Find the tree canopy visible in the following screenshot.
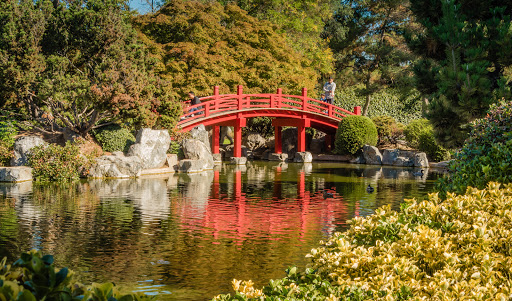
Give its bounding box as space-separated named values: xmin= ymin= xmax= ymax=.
xmin=0 ymin=0 xmax=180 ymax=136
xmin=408 ymin=0 xmax=512 ymax=147
xmin=132 ymin=0 xmax=320 ymax=97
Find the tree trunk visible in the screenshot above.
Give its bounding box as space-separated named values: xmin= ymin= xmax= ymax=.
xmin=362 ymin=72 xmax=372 ymax=116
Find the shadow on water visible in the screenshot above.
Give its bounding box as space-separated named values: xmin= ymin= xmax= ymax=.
xmin=0 ymin=162 xmax=443 ymax=300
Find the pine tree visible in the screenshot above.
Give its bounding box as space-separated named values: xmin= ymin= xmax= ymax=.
xmin=408 ymin=0 xmax=512 ymax=147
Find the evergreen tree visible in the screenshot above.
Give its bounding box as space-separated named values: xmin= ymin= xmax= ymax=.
xmin=408 ymin=0 xmax=512 ymax=147
xmin=324 ymin=0 xmax=416 ymax=116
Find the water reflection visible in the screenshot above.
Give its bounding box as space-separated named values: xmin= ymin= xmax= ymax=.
xmin=0 ymin=162 xmax=442 ymax=300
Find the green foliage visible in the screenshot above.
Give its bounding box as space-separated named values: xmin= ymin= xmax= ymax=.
xmin=371 ymin=116 xmax=404 ymax=145
xmin=408 ymin=0 xmax=512 ymax=148
xmin=0 ymin=118 xmax=18 ymax=148
xmin=214 ymin=182 xmax=512 ymax=300
xmin=404 ymin=119 xmax=449 ymax=162
xmin=243 ymin=117 xmax=274 ymax=138
xmin=335 ymin=86 xmax=422 ymax=124
xmin=0 ymin=142 xmax=13 ymax=167
xmin=94 ymin=124 xmax=135 ymax=153
xmin=438 ymin=101 xmax=512 ymax=195
xmin=0 ymin=0 xmax=179 ymax=136
xmin=0 ymin=250 xmax=155 ymax=301
xmin=325 ymin=0 xmax=417 ymax=116
xmin=133 ymin=0 xmax=319 ymax=98
xmin=28 ymin=142 xmax=89 ymax=182
xmin=403 ymin=118 xmax=431 ymax=149
xmin=334 ymin=115 xmax=378 ymax=155
xmin=168 ymin=141 xmax=180 ymax=155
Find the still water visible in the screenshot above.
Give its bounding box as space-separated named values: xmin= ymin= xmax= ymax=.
xmin=0 ymin=162 xmax=442 ymax=300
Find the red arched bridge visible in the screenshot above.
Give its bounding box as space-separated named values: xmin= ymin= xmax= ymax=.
xmin=177 ymin=85 xmax=361 ymax=157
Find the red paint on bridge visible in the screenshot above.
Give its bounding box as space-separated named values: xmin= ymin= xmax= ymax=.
xmin=178 ymin=85 xmax=361 ymax=157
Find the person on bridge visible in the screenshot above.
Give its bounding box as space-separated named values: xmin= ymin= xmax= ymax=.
xmin=320 ymin=93 xmax=327 ymax=103
xmin=323 ymin=77 xmax=336 ymax=105
xmin=188 ymin=91 xmax=202 ymax=116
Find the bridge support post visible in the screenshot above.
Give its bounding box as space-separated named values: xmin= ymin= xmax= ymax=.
xmin=212 ymin=125 xmax=220 ymax=154
xmin=275 ymin=126 xmax=282 ymax=154
xmin=297 ymin=124 xmax=306 ymax=152
xmin=233 ymin=117 xmax=246 ymax=157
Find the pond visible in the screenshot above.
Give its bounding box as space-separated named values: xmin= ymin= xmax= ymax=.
xmin=0 ymin=162 xmax=442 ymax=300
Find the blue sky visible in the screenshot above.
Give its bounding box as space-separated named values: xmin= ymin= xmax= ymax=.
xmin=128 ymin=0 xmax=152 ymax=15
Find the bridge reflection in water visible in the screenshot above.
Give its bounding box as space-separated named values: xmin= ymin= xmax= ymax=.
xmin=0 ymin=162 xmax=440 ymax=301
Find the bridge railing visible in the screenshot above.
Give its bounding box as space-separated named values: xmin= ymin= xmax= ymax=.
xmin=178 ymin=85 xmax=360 ymax=126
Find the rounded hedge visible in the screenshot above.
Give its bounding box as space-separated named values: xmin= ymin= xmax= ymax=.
xmin=438 ymin=100 xmax=512 ymax=195
xmin=334 ymin=115 xmax=378 ymax=155
xmin=93 ymin=124 xmax=135 ymax=153
xmin=403 ymin=118 xmax=431 ymax=148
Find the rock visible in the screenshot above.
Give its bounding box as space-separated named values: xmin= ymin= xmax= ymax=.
xmin=282 ymin=128 xmax=298 ymax=155
xmin=220 ymin=126 xmax=234 ymax=145
xmin=382 ymin=149 xmax=400 ymax=165
xmin=181 ymin=139 xmax=214 ymax=171
xmin=261 ymin=149 xmax=272 ymax=160
xmin=230 ymin=157 xmax=247 ymax=165
xmin=293 ymin=152 xmax=313 ymax=163
xmin=190 ymin=124 xmax=211 ymax=152
xmin=309 ymin=137 xmax=325 ymax=154
xmin=11 ymin=136 xmax=47 ymax=166
xmin=413 ymin=152 xmax=429 ymax=167
xmin=312 ymin=154 xmax=352 ymax=162
xmin=362 ymin=145 xmax=382 ymax=165
xmin=0 ymin=167 xmax=33 ymax=182
xmin=63 ymin=128 xmax=80 ymax=142
xmin=430 ymin=160 xmax=453 ymax=170
xmin=166 ymin=154 xmax=178 ymax=170
xmin=178 ymin=159 xmax=207 ymax=173
xmin=223 ymin=145 xmax=248 ymax=158
xmin=393 ymin=156 xmax=414 ymax=167
xmin=88 ymin=154 xmax=143 ymax=178
xmin=349 ymin=154 xmax=366 ymax=164
xmin=212 ymin=153 xmax=222 ymax=163
xmin=127 ymin=128 xmax=171 ymax=169
xmin=243 ymin=132 xmax=267 ymax=151
xmin=269 ymin=153 xmax=288 ymax=161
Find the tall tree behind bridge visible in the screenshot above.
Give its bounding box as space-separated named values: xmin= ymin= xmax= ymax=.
xmin=133 ymin=0 xmax=319 ymax=96
xmin=407 ymin=0 xmax=512 ymax=148
xmin=324 ymin=0 xmax=417 ymax=116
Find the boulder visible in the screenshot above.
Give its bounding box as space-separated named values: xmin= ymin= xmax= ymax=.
xmin=293 ymin=152 xmax=313 ymax=163
xmin=212 ymin=153 xmax=222 ymax=163
xmin=309 ymin=137 xmax=325 ymax=154
xmin=362 ymin=145 xmax=382 ymax=165
xmin=11 ymin=136 xmax=47 ymax=166
xmin=223 ymin=145 xmax=248 ymax=158
xmin=413 ymin=152 xmax=429 ymax=167
xmin=269 ymin=153 xmax=288 ymax=162
xmin=166 ymin=154 xmax=178 ymax=170
xmin=261 ymin=149 xmax=272 ymax=160
xmin=282 ymin=128 xmax=298 ymax=155
xmin=127 ymin=128 xmax=171 ymax=169
xmin=190 ymin=124 xmax=211 ymax=151
xmin=178 ymin=159 xmax=207 ymax=173
xmin=393 ymin=156 xmax=414 ymax=167
xmin=88 ymin=154 xmax=143 ymax=178
xmin=0 ymin=167 xmax=33 ymax=182
xmin=181 ymin=139 xmax=214 ymax=171
xmin=220 ymin=126 xmax=234 ymax=145
xmin=430 ymin=160 xmax=453 ymax=170
xmin=230 ymin=157 xmax=247 ymax=165
xmin=382 ymin=149 xmax=400 ymax=165
xmin=349 ymin=154 xmax=366 ymax=164
xmin=243 ymin=132 xmax=267 ymax=151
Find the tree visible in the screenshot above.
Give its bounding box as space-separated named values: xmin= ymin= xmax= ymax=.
xmin=324 ymin=0 xmax=417 ymax=116
xmin=0 ymin=0 xmax=180 ymax=137
xmin=132 ymin=0 xmax=319 ymax=96
xmin=214 ymin=0 xmax=336 ymax=77
xmin=407 ymin=0 xmax=512 ymax=148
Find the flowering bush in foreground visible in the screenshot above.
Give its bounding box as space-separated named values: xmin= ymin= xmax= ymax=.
xmin=214 ymin=183 xmax=512 ymax=300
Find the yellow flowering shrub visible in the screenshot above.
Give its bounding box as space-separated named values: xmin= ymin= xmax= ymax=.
xmin=214 ymin=183 xmax=512 ymax=300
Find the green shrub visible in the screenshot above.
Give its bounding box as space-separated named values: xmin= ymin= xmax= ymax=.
xmin=334 ymin=86 xmax=423 ymax=124
xmin=0 ymin=118 xmax=18 ymax=148
xmin=0 ymin=250 xmax=155 ymax=301
xmin=28 ymin=142 xmax=89 ymax=182
xmin=93 ymin=124 xmax=135 ymax=153
xmin=334 ymin=115 xmax=378 ymax=155
xmin=403 ymin=118 xmax=431 ymax=148
xmin=438 ymin=100 xmax=512 ymax=195
xmin=371 ymin=116 xmax=404 ymax=145
xmin=0 ymin=142 xmax=13 ymax=166
xmin=418 ymin=131 xmax=450 ymax=162
xmin=214 ymin=182 xmax=512 ymax=300
xmin=243 ymin=117 xmax=274 ymax=138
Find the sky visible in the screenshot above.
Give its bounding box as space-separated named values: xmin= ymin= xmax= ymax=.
xmin=128 ymin=0 xmax=153 ymax=15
